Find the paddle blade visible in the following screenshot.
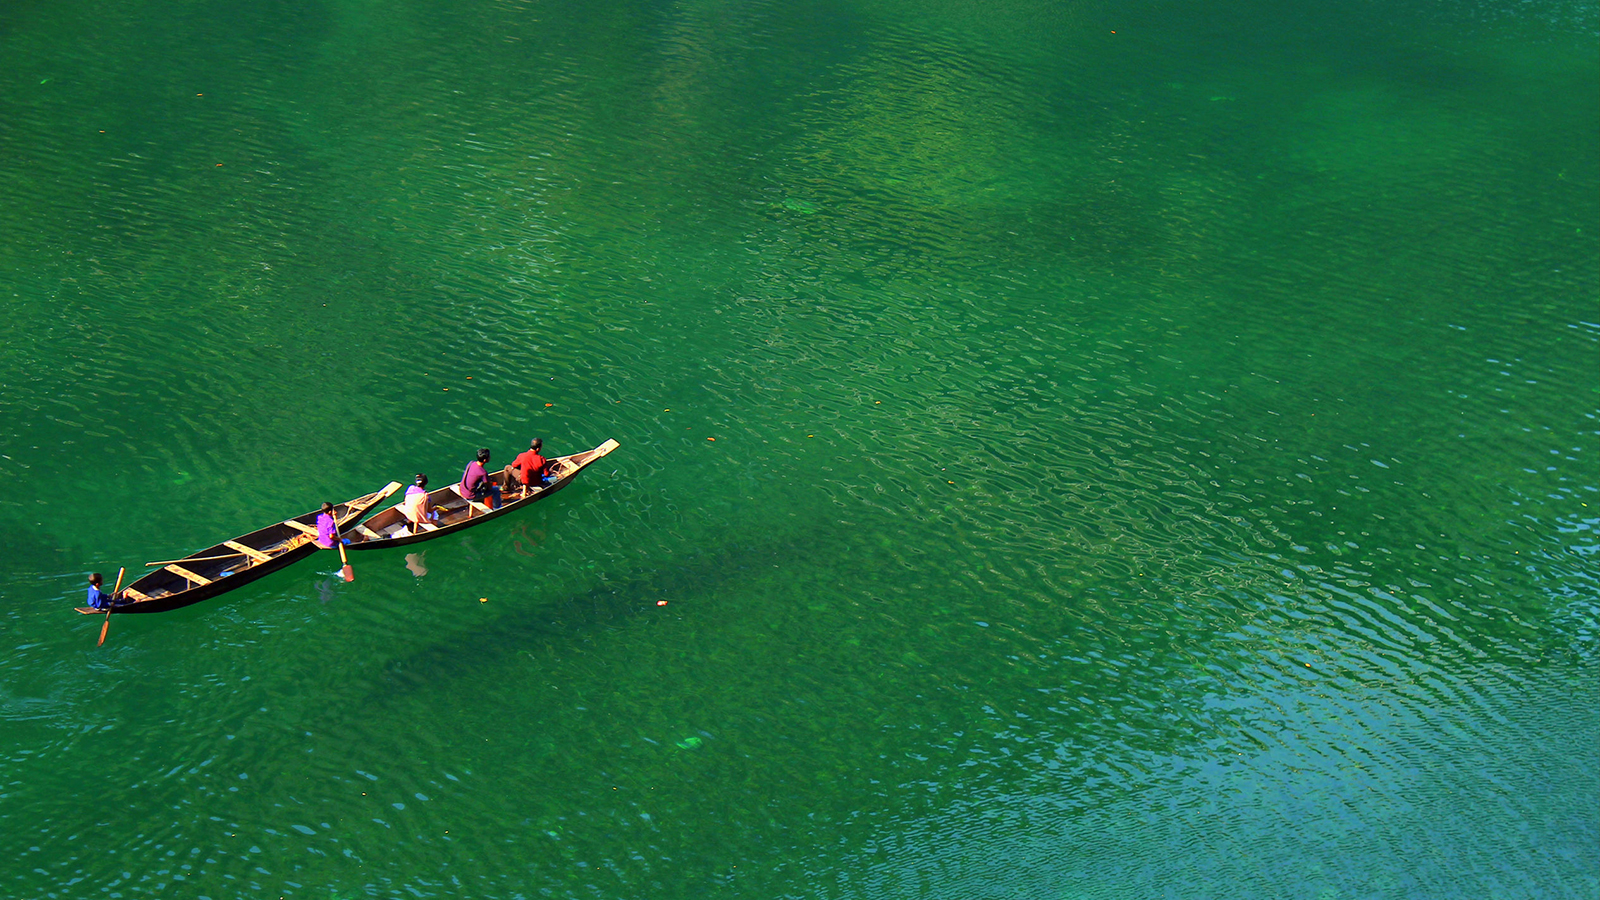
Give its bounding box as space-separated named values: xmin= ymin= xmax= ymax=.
xmin=341 ymin=564 xmax=354 ymax=583
xmin=97 ymin=613 xmax=111 ymax=647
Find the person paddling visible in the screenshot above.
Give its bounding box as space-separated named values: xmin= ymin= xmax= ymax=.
xmin=314 ymin=501 xmax=342 ymax=549
xmin=86 ymin=573 xmax=119 ymax=610
xmin=315 ymin=501 xmax=356 ymax=582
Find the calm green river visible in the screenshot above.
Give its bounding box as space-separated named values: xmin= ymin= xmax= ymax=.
xmin=1 ymin=0 xmax=1595 ymax=896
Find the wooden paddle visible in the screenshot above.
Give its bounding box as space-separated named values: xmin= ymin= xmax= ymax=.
xmin=337 ymin=533 xmax=353 ymax=582
xmin=97 ymin=566 xmax=124 ymax=647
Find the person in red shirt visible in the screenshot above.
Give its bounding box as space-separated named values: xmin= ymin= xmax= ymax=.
xmin=505 ymin=438 xmax=549 ymax=497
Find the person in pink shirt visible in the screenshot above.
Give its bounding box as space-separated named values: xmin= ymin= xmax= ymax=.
xmin=400 ymin=473 xmax=437 ymax=526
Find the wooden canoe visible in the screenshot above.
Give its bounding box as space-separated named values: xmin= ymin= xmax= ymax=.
xmin=344 ymin=438 xmax=619 ymax=551
xmin=78 ymin=481 xmax=401 ymax=615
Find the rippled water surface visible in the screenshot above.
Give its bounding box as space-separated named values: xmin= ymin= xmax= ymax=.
xmin=1 ymin=0 xmax=1596 ymax=896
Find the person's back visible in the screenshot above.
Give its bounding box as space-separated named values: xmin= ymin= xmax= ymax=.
xmin=401 ymin=475 xmax=433 ymax=525
xmin=314 ymin=502 xmax=339 ymax=549
xmin=85 ymin=573 xmax=114 ymax=610
xmin=508 ymin=438 xmax=548 ymax=491
xmin=460 ymin=457 xmax=486 ymax=496
xmin=460 ymin=448 xmax=501 ymax=508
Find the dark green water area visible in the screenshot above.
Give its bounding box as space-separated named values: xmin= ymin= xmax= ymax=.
xmin=1 ymin=0 xmax=1596 ymax=896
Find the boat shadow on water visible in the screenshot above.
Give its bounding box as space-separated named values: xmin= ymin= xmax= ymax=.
xmin=361 ymin=535 xmax=810 ymax=708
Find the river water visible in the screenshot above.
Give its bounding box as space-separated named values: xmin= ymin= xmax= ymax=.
xmin=1 ymin=0 xmax=1595 ymax=897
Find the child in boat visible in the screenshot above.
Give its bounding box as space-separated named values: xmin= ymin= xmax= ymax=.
xmin=86 ymin=573 xmax=118 ymax=610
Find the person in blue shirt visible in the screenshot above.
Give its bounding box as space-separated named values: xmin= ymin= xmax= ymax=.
xmin=86 ymin=572 xmax=119 ymax=610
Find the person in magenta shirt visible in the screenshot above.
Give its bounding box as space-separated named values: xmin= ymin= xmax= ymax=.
xmin=460 ymin=448 xmax=502 ymax=509
xmin=314 ymin=502 xmax=341 ymax=549
xmin=505 ymin=438 xmax=549 ymax=496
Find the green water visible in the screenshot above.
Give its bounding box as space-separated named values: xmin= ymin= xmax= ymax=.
xmin=2 ymin=0 xmax=1596 ymax=896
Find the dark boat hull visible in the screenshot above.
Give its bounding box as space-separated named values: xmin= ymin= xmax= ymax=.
xmin=98 ymin=482 xmax=401 ymax=615
xmin=346 ymin=439 xmax=618 ymax=551
xmin=114 ymin=539 xmax=319 ymax=613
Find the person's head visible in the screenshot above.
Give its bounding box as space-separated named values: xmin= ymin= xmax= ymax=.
xmin=321 ymin=502 xmax=334 ymax=515
xmin=415 ymin=473 xmax=428 ymax=489
xmin=477 ymin=448 xmax=491 ymax=464
xmin=530 ymin=438 xmax=542 ymax=451
xmin=89 ymin=572 xmax=102 ymax=587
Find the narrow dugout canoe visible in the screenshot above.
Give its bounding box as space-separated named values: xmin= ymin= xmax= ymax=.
xmin=344 ymin=438 xmax=619 ymax=551
xmin=77 ymin=482 xmax=401 ymax=615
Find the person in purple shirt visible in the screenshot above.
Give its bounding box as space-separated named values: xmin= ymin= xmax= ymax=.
xmin=314 ymin=501 xmax=342 ymax=549
xmin=460 ymin=448 xmax=502 ymax=509
xmin=86 ymin=572 xmax=119 ymax=610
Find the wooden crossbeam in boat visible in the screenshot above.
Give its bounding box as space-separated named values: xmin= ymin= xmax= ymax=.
xmin=354 ymin=524 xmax=382 ymax=540
xmin=267 ymin=535 xmax=310 ymax=554
xmin=334 ymin=482 xmax=402 ymax=525
xmin=223 ymin=540 xmax=272 ymax=563
xmin=164 ymin=564 xmax=213 ymax=586
xmin=123 ymin=587 xmax=153 ymax=602
xmin=283 ymin=519 xmax=321 ymax=537
xmin=346 ymin=482 xmax=402 ymax=519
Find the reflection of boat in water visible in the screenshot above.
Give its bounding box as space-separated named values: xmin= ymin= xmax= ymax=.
xmin=76 ymin=482 xmax=402 ymax=615
xmin=344 ymin=439 xmax=620 ymax=551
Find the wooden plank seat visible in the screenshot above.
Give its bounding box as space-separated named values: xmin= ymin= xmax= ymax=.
xmin=164 ymin=564 xmax=213 ymax=586
xmin=284 ymin=519 xmax=321 ymax=537
xmin=449 ymin=484 xmax=494 ymax=515
xmin=223 ymin=540 xmax=273 ymax=563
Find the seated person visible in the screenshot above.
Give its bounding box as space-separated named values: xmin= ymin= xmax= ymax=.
xmin=460 ymin=448 xmax=502 ymax=509
xmin=400 ymin=473 xmax=437 ymax=526
xmin=504 ymin=438 xmax=550 ymax=494
xmin=86 ymin=572 xmax=118 ymax=610
xmin=314 ymin=501 xmax=342 ymax=549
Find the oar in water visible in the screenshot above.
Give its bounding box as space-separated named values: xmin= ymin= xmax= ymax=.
xmin=97 ymin=567 xmax=124 ymax=647
xmin=337 ymin=534 xmax=354 ymax=582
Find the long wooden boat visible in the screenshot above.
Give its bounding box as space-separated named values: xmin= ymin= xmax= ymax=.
xmin=345 ymin=438 xmax=619 ymax=551
xmin=77 ymin=481 xmax=401 ymax=615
